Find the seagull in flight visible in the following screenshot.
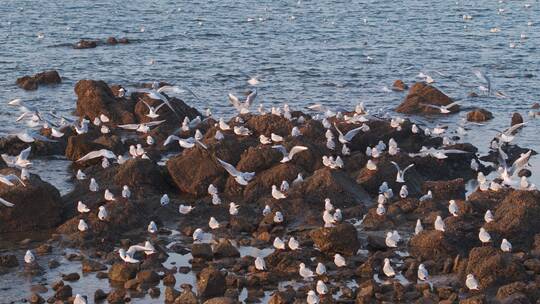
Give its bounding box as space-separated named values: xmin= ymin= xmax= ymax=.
xmin=141 ymin=100 xmax=166 ymax=118
xmin=216 ymin=158 xmax=255 ymax=185
xmin=334 ymin=123 xmax=364 ymax=144
xmin=118 ymin=120 xmax=165 ymax=133
xmin=472 ymin=69 xmax=490 ymax=93
xmin=420 ymin=102 xmax=460 ymax=114
xmin=390 ymin=161 xmax=414 ymax=183
xmin=77 ymin=149 xmax=117 ymax=162
xmin=2 ymin=146 xmax=32 ymax=169
xmin=228 ymin=90 xmax=257 ymax=114
xmin=272 ymin=145 xmax=308 ymax=163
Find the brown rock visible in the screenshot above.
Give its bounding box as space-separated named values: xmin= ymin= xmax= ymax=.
xmin=165 ymin=286 xmax=181 ymax=302
xmin=0 ymin=168 xmax=62 ymax=233
xmin=16 ymin=70 xmax=61 ymax=90
xmin=114 ymin=158 xmax=170 ymax=194
xmin=396 ymin=82 xmax=458 ymax=114
xmin=466 ymin=108 xmax=493 ymax=122
xmin=74 ymin=39 xmax=97 ymax=49
xmin=203 ymin=297 xmax=238 ymax=304
xmin=106 ymin=37 xmax=118 ymax=45
xmin=197 ymin=266 xmax=226 ymax=300
xmin=213 ymin=239 xmax=240 ymax=259
xmin=54 ymin=284 xmax=72 ymax=300
xmin=0 ymin=254 xmax=19 ymax=268
xmin=309 ymin=223 xmax=360 ymax=256
xmin=28 ymin=293 xmax=45 ymax=304
xmin=422 ymin=178 xmax=466 ymax=201
xmin=62 ymin=272 xmax=80 ymax=281
xmin=94 ymin=289 xmax=108 ymax=301
xmin=465 ymin=246 xmax=526 ymax=289
xmin=135 ymin=270 xmax=160 ymax=285
xmin=106 ymin=288 xmax=126 ymax=304
xmin=511 ymin=112 xmax=524 ymax=126
xmin=108 ymin=262 xmax=137 ymax=282
xmin=392 ymin=80 xmax=408 ymax=91
xmin=192 ymin=243 xmax=213 ymax=260
xmin=82 ymin=259 xmax=107 ymax=272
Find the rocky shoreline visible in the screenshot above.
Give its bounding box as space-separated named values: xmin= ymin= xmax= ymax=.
xmin=0 ymin=78 xmax=538 ymax=304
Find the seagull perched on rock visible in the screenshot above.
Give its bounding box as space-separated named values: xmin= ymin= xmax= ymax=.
xmin=217 ymin=158 xmax=255 ymax=185
xmin=98 ymin=206 xmax=108 ymax=221
xmin=77 ymin=201 xmax=90 ymax=213
xmin=391 ymin=162 xmax=414 ymax=183
xmin=273 ymin=237 xmax=286 ymax=250
xmin=229 ymin=202 xmax=239 ymax=215
xmin=119 ymin=248 xmax=139 ymax=264
xmin=434 ymin=215 xmax=445 ymax=232
xmin=78 ymin=219 xmax=88 ymax=232
xmin=147 ymin=221 xmax=158 ymax=234
xmin=208 ymin=217 xmax=220 ymax=229
xmin=479 ymin=227 xmax=491 ymax=244
xmin=271 ymin=185 xmax=286 ymax=199
xmin=273 ymin=211 xmax=284 ymax=223
xmin=383 ymin=258 xmax=396 ymax=277
xmin=272 ymin=145 xmax=309 ymax=163
xmin=228 ymin=90 xmax=257 ymax=114
xmin=127 ymin=241 xmax=156 ymax=256
xmin=24 ymin=250 xmax=35 ymax=264
xmin=316 ymin=262 xmax=326 ymax=275
xmin=255 ymin=256 xmax=266 ymax=271
xmin=415 ymin=219 xmax=423 ymax=235
xmin=179 ymin=204 xmax=195 ymax=215
xmin=501 ymin=238 xmax=512 ymax=252
xmin=316 ymin=280 xmax=328 ymax=295
xmin=466 ymin=274 xmax=479 ymax=290
xmin=448 ymin=200 xmax=459 ymax=216
xmin=122 ymin=185 xmax=131 ymax=198
xmin=307 ymin=290 xmax=320 ymax=304
xmin=299 ymin=262 xmax=315 ymax=280
xmin=334 ymin=254 xmax=346 ymax=267
xmin=385 ymin=231 xmax=400 ymax=248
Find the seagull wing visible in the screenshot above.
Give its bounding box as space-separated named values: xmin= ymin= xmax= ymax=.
xmin=163 ymin=135 xmax=181 ymax=146
xmin=217 ymin=158 xmax=241 ymax=177
xmin=117 ymin=123 xmax=141 ymax=130
xmin=0 ymin=175 xmax=15 ymax=186
xmin=16 ymin=132 xmax=35 ymax=143
xmin=271 ymin=145 xmax=288 ymax=157
xmin=511 ymin=150 xmax=531 ymax=173
xmin=0 ymin=197 xmax=14 ymax=207
xmin=145 ymin=120 xmax=166 ymax=127
xmin=77 ymin=149 xmax=116 ymax=162
xmin=228 ymin=93 xmax=241 ymax=109
xmin=419 ymin=103 xmax=442 ymax=110
xmin=503 ymin=122 xmax=526 ymax=135
xmin=127 ymin=244 xmax=149 ymax=256
xmin=445 ymin=101 xmax=460 ymax=109
xmin=3 ymin=174 xmax=25 ymax=186
xmin=142 ymin=100 xmax=153 ymax=111
xmin=18 ymin=146 xmax=31 ymax=160
xmin=343 ymin=126 xmax=363 ymax=141
xmin=333 ymin=123 xmax=344 ymax=137
xmin=402 ymin=164 xmax=415 ymax=174
xmin=288 ymin=146 xmax=308 ymax=159
xmin=157 ymin=85 xmax=185 ymax=95
xmin=245 ymin=89 xmax=257 ymax=107
xmin=154 ymin=102 xmax=167 ymax=112
xmin=390 ymin=161 xmax=401 ymax=171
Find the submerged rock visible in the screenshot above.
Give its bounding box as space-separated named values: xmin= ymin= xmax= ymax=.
xmin=467 ymin=108 xmax=493 ymax=122
xmin=16 ymin=70 xmax=61 ymax=90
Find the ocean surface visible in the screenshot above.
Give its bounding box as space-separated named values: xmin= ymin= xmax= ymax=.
xmin=0 ymin=0 xmax=539 ymax=302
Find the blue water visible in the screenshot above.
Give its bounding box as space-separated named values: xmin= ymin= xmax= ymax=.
xmin=0 ymin=0 xmax=539 ymax=302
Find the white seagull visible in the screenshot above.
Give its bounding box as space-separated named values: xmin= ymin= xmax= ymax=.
xmin=272 ymin=145 xmax=308 ymax=163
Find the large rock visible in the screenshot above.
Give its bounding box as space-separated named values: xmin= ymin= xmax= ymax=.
xmin=0 ymin=168 xmax=62 ymax=233
xmin=74 ymin=79 xmax=135 ymax=124
xmin=409 ymin=230 xmax=459 ymax=262
xmin=65 ymin=133 xmax=124 ymax=161
xmin=108 ymin=262 xmax=138 ymax=282
xmin=309 ymin=223 xmax=360 ymax=256
xmin=465 ymin=246 xmax=526 ymax=289
xmin=467 ymin=109 xmax=493 ymax=122
xmin=16 ymin=70 xmax=61 ymax=90
xmin=484 ymin=190 xmax=540 ymax=249
xmin=113 ymin=158 xmax=171 ymax=194
xmin=396 ymin=82 xmax=458 ymax=114
xmin=197 ymin=266 xmax=226 ymax=300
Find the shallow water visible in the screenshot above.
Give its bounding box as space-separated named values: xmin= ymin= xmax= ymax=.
xmin=0 ymin=0 xmax=539 ymax=302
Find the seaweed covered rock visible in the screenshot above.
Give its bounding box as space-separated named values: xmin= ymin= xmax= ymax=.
xmin=16 ymin=70 xmax=61 ymax=90
xmin=309 ymin=223 xmax=360 ymax=256
xmin=396 ymin=82 xmax=458 ymax=114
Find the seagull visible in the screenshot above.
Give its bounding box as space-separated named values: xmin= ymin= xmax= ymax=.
xmin=385 ymin=231 xmax=400 ymax=248
xmin=419 ymin=190 xmax=433 ymax=202
xmin=288 ymin=237 xmax=300 ymax=250
xmin=280 ymin=180 xmax=289 ymax=193
xmin=390 ymin=162 xmax=414 ymax=183
xmin=415 ymin=219 xmax=423 ymax=235
xmin=77 ymin=149 xmax=117 ymax=162
xmin=127 ymin=241 xmax=156 ymax=256
xmin=272 ymin=185 xmax=286 ymax=199
xmin=376 ymin=203 xmax=386 ymax=216
xmin=420 ymin=102 xmax=460 ymax=114
xmin=98 ymin=206 xmax=108 ymax=221
xmin=89 ymin=178 xmax=99 ymax=192
xmin=334 ymin=254 xmax=346 ymax=267
xmin=119 ymin=248 xmax=139 ymax=264
xmin=229 ymin=202 xmax=239 ymax=216
xmin=399 ymin=185 xmax=408 ymax=198
xmin=259 ymin=135 xmax=272 ymax=145
xmin=333 ymin=209 xmax=342 ymax=223
xmin=299 ymin=263 xmax=315 ymax=279
xmin=383 ymin=258 xmax=396 ymax=277
xmin=418 ymin=264 xmax=429 ymax=281
xmin=135 ymin=84 xmax=196 ymax=117
xmin=141 ymin=100 xmax=166 ymax=118
xmin=323 ymin=210 xmax=335 ymax=227
xmin=291 ymin=126 xmax=301 ymax=137
xmin=208 ymin=184 xmax=218 ymax=196
xmin=316 ymin=280 xmax=328 ymax=295
xmin=273 ymin=237 xmax=286 ymax=250
xmin=0 ymin=173 xmax=25 ymax=187
xmin=472 ymin=70 xmax=490 ymax=93
xmin=366 ymin=159 xmax=377 ymax=171
xmin=255 ymin=256 xmax=266 ymax=271
xmin=76 ymin=169 xmax=86 ymax=180
xmin=179 ymin=204 xmax=195 ymax=215
xmin=316 ymin=263 xmax=326 ymax=275
xmin=292 ymin=173 xmax=303 ymax=186
xmin=217 ymin=158 xmax=255 ymax=185
xmin=307 ymin=290 xmax=320 ymax=304
xmin=78 ymin=219 xmax=88 ymax=232
xmin=228 ymin=90 xmax=257 ymax=114
xmin=15 ymin=130 xmax=57 ymax=143
xmin=271 ymin=133 xmax=284 ymax=142
xmin=334 ymin=123 xmax=363 ymax=144
xmin=211 ymin=193 xmax=222 ymax=205
xmin=272 ymin=145 xmax=309 ymax=163
xmin=234 ymin=125 xmax=252 ymax=136
xmin=24 ymin=250 xmax=35 ymax=264
xmin=448 ymin=200 xmax=459 ymax=216
xmin=74 ymin=294 xmax=87 ymax=304
xmin=147 ymin=221 xmax=158 ymax=234
xmin=434 ymin=216 xmax=445 ymax=232
xmin=118 ymin=120 xmax=165 ymax=133
xmin=501 ymin=238 xmax=512 ymax=252
xmin=324 ymin=198 xmax=334 ymax=211
xmin=104 ymin=189 xmax=115 ymax=201
xmin=163 ymin=135 xmax=207 ymax=149
xmin=77 ymin=201 xmax=90 ymax=213
xmin=484 ymin=210 xmax=494 ymax=223
xmin=466 ymin=274 xmax=479 ymax=290
xmin=2 ymin=146 xmax=31 ymax=169
xmin=262 ymin=205 xmax=271 ymax=216
xmin=479 ymin=228 xmax=491 ymax=244
xmin=273 ymin=211 xmax=284 ymax=223
xmin=208 ymin=217 xmax=220 ymax=229
xmin=494 ymin=123 xmax=526 ymax=143
xmin=122 ymin=185 xmax=131 ymax=198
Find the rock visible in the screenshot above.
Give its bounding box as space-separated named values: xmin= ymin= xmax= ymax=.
xmin=16 ymin=70 xmax=61 ymax=90
xmin=82 ymin=259 xmax=107 ymax=272
xmin=523 ymin=258 xmax=540 ymax=273
xmin=28 ymin=293 xmax=45 ymax=304
xmin=106 ymin=289 xmax=126 ymax=304
xmin=62 ymin=272 xmax=80 ymax=281
xmin=197 ymin=266 xmax=226 ymax=300
xmin=74 ymin=39 xmax=97 ymax=49
xmin=114 ymin=158 xmax=170 ymax=194
xmin=465 ymin=246 xmax=526 ymax=289
xmin=74 ymin=79 xmax=135 ymax=124
xmin=35 ymin=244 xmax=52 ymax=255
xmin=135 ymin=270 xmax=160 ymax=285
xmin=309 ymin=223 xmax=360 ymax=256
xmin=422 ymin=178 xmax=466 ymax=201
xmin=466 ymin=109 xmax=493 ymax=122
xmin=165 ymin=286 xmax=181 ymax=302
xmin=532 ymin=103 xmax=540 ymax=109
xmin=396 ymin=82 xmax=458 ymax=114
xmin=511 ymin=112 xmax=524 ymax=126
xmin=392 ymin=80 xmax=408 ymax=91
xmin=192 ymin=243 xmax=213 ymax=260
xmin=0 ymin=254 xmax=19 ymax=268
xmin=106 ymin=37 xmax=118 ymax=45
xmin=163 ymin=273 xmax=176 ymax=286
xmin=54 ymin=284 xmax=72 ymax=300
xmin=124 ymin=278 xmax=138 ymax=290
xmin=174 ymin=287 xmax=198 ymax=304
xmin=243 ymin=113 xmax=294 ymax=137
xmin=108 ymin=262 xmax=137 ymax=282
xmin=94 ymin=289 xmax=108 ymax=301
xmin=484 ymin=190 xmax=540 ymax=249
xmin=149 ymin=287 xmax=160 ymax=298
xmin=48 ymin=259 xmax=60 ymax=269
xmin=0 ymin=168 xmax=62 ymax=233
xmin=409 ymin=230 xmax=460 ymax=262
xmin=203 ymin=297 xmax=238 ymax=304
xmin=213 ymin=239 xmax=240 ymax=259
xmin=496 ymin=281 xmax=528 ymax=302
